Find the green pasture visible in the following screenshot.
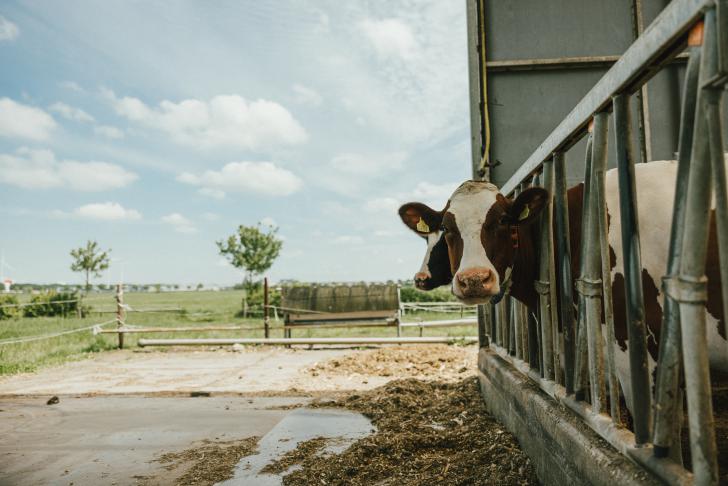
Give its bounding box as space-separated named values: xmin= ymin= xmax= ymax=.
xmin=0 ymin=289 xmax=476 ymax=376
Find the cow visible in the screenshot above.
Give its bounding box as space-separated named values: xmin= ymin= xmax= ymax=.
xmin=398 ymin=204 xmax=452 ymax=290
xmin=398 ymin=160 xmax=728 ymax=411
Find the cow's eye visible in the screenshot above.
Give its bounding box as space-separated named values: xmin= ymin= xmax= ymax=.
xmin=498 ymin=215 xmax=511 ymax=226
xmin=440 ymin=225 xmax=447 ymax=233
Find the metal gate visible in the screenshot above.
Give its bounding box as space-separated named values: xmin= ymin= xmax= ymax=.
xmin=467 ymin=0 xmax=728 ymax=484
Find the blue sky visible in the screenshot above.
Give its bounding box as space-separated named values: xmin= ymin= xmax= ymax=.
xmin=0 ymin=1 xmax=471 ymax=286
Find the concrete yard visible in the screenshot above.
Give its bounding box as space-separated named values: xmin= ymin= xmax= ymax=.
xmin=0 ymin=345 xmax=478 ymax=485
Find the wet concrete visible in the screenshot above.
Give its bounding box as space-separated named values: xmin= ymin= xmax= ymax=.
xmin=0 ymin=395 xmax=308 ymax=486
xmin=219 ymin=408 xmax=374 ymax=486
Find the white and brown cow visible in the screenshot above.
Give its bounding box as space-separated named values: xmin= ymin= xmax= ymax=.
xmin=398 ymin=203 xmax=452 ymax=290
xmin=399 ymin=160 xmax=728 ymax=411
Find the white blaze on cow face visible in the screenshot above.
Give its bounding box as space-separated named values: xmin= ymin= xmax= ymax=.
xmin=445 ymin=182 xmax=500 ymax=303
xmin=415 ymin=231 xmax=441 ymax=281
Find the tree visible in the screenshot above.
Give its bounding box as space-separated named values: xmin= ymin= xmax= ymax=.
xmin=70 ymin=240 xmax=111 ymax=292
xmin=217 ymin=223 xmax=283 ymax=290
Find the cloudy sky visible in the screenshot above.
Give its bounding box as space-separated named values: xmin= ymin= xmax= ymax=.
xmin=0 ymin=1 xmax=471 ymax=286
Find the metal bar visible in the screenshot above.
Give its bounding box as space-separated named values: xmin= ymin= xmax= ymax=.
xmin=477 ymin=305 xmax=489 ymax=347
xmin=99 ymin=325 xmax=265 ymax=333
xmin=553 ymin=152 xmax=576 ymax=394
xmin=400 ymin=318 xmax=477 ymax=328
xmin=264 ymin=277 xmax=270 ymax=339
xmin=583 ymin=126 xmax=607 ymax=414
xmin=613 ymin=92 xmax=652 ymax=445
xmin=116 ymin=284 xmax=124 ymax=349
xmin=536 ymin=165 xmax=555 ymax=381
xmin=501 ymin=0 xmax=712 ymax=195
xmin=139 ymin=336 xmax=480 ymax=347
xmin=513 ymin=299 xmax=522 ymax=359
xmin=674 ymin=9 xmax=720 ymax=483
xmin=485 ymin=53 xmax=690 ymax=72
xmin=466 ymin=0 xmax=485 ymax=180
xmin=653 ymin=39 xmax=702 ymax=459
xmin=592 ymin=111 xmax=621 ymax=424
xmin=574 ymin=134 xmax=594 ymax=402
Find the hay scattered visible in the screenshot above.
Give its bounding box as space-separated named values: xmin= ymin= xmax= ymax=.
xmin=261 ymin=437 xmax=330 ymax=475
xmin=152 ymin=436 xmax=260 ymax=485
xmin=306 ymin=345 xmax=476 ymax=381
xmin=281 ymin=377 xmax=538 ymax=485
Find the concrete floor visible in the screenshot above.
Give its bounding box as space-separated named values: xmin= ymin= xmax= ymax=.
xmin=0 ymin=395 xmax=309 ymax=486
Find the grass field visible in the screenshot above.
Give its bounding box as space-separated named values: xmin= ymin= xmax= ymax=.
xmin=0 ymin=290 xmax=477 ymax=376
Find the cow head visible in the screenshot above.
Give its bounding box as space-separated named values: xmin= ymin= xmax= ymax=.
xmin=402 ymin=181 xmax=548 ymax=304
xmin=398 ymin=203 xmax=453 ymax=290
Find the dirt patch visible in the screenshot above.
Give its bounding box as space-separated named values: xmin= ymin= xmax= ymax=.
xmin=149 ymin=436 xmax=260 ymax=486
xmin=306 ymin=345 xmax=475 ymax=381
xmin=276 ymin=377 xmax=537 ymax=485
xmin=261 ymin=437 xmax=330 ymax=475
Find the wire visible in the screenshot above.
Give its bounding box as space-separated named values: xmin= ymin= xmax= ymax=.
xmin=477 ymin=0 xmax=491 ymax=178
xmin=0 ymin=319 xmax=116 ymax=346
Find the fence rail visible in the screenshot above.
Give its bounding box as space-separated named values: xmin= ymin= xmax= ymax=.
xmin=475 ymin=0 xmax=727 ymax=484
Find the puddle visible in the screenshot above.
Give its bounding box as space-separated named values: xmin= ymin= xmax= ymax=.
xmin=217 ymin=408 xmax=373 ymax=486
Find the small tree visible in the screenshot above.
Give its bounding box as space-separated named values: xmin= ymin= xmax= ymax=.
xmin=70 ymin=240 xmax=111 ymax=292
xmin=217 ymin=224 xmax=282 ymax=289
xmin=217 ymin=224 xmax=283 ymax=316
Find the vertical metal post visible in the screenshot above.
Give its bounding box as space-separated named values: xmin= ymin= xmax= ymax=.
xmin=593 ymin=112 xmax=620 ymax=424
xmin=478 ymin=304 xmax=490 ymax=347
xmin=574 ymin=134 xmax=594 ymax=402
xmin=653 ymin=32 xmax=702 ymax=459
xmin=612 ymin=92 xmax=652 ymax=445
xmin=116 ymin=283 xmax=124 ymax=349
xmin=582 ymin=123 xmax=608 ymax=414
xmin=513 ymin=299 xmax=522 ymax=359
xmin=264 ymin=277 xmax=270 ymax=339
xmin=536 ymin=164 xmax=555 ymax=381
xmin=674 ymin=11 xmax=720 ymax=483
xmin=553 ymin=152 xmax=576 ymax=394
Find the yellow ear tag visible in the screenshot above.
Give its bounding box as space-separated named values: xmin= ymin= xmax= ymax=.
xmin=416 ymin=218 xmax=430 ymax=233
xmin=518 ymin=206 xmax=530 ymax=221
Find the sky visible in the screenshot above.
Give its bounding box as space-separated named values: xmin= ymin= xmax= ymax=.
xmin=0 ymin=0 xmax=472 ymax=286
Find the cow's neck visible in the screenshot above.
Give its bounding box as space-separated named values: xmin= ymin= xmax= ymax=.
xmin=508 ymin=183 xmax=585 ymax=310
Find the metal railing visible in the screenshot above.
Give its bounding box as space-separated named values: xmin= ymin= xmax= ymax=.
xmin=478 ymin=1 xmax=728 ymax=484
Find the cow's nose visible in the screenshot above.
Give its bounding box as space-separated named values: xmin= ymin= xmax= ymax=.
xmin=414 ymin=272 xmax=430 ymax=289
xmin=456 ymin=268 xmax=496 ymax=296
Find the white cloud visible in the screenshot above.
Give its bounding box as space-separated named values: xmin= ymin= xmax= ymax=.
xmin=162 ymin=213 xmax=196 ymax=233
xmin=292 ymin=84 xmax=322 ymax=106
xmin=48 ymin=102 xmax=94 ymax=123
xmin=0 ymin=98 xmax=57 ymax=140
xmin=74 ymin=202 xmax=142 ymax=221
xmin=334 ymin=235 xmax=364 ymax=245
xmin=103 ymin=89 xmax=307 ymax=150
xmin=0 ymin=147 xmax=138 ymax=191
xmin=260 ymin=217 xmax=277 ymax=228
xmin=59 ymin=81 xmax=83 ymax=92
xmin=364 ymin=197 xmax=399 ymax=214
xmin=330 ymin=151 xmax=407 ymax=176
xmin=359 ymin=18 xmax=417 ymax=59
xmin=177 ymin=161 xmax=303 ymax=198
xmin=201 ymin=212 xmax=220 ymax=222
xmin=94 ymin=125 xmax=124 ymax=139
xmin=0 ymin=16 xmax=19 ymax=42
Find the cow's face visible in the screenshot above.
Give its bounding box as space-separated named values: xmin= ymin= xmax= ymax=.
xmin=398 ymin=203 xmax=453 ymax=290
xmin=434 ymin=181 xmax=547 ymax=304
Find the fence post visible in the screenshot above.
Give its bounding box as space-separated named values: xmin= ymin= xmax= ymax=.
xmin=553 ymin=151 xmax=576 ymax=394
xmin=116 ymin=284 xmax=124 ymax=349
xmin=652 ymin=25 xmax=702 ymax=460
xmin=264 ymin=277 xmax=270 ymax=339
xmin=671 ymin=10 xmax=720 ymax=483
xmin=613 ymin=91 xmax=652 ymax=445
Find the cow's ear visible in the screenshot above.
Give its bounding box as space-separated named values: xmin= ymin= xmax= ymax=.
xmin=507 ymin=188 xmax=549 ymax=225
xmin=398 ymin=202 xmax=443 ymax=235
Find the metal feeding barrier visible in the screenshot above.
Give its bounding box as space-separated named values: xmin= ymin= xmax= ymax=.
xmin=473 ymin=1 xmax=728 ymax=484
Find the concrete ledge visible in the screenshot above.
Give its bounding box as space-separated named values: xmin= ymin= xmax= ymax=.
xmin=478 ymin=347 xmax=661 ymax=486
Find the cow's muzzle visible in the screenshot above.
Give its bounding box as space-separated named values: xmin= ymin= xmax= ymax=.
xmin=414 ymin=271 xmax=431 ymax=290
xmin=454 ymin=267 xmax=497 ymax=303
